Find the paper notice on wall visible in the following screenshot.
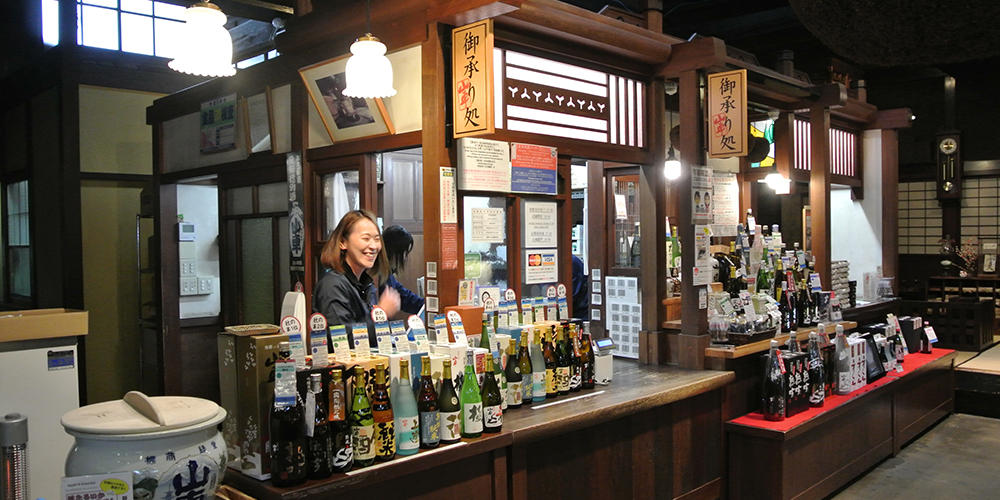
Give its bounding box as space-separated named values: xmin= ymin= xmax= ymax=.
xmin=692 ymin=266 xmax=712 ymax=286
xmin=470 ymin=207 xmax=505 ymax=243
xmin=441 ymin=223 xmax=458 ymax=270
xmin=692 ymin=166 xmax=714 ymax=223
xmin=712 ymin=171 xmax=739 ymax=225
xmin=524 ymin=201 xmax=558 ymax=248
xmin=457 ymin=137 xmax=512 ymax=192
xmin=440 ymin=167 xmax=458 ymax=223
xmin=615 ymin=194 xmax=628 ymax=220
xmin=695 ymin=233 xmax=712 ymax=266
xmin=525 ymin=249 xmax=558 ymax=284
xmin=510 ymin=142 xmax=557 ymax=195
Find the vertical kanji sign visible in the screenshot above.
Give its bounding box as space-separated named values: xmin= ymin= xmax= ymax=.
xmin=707 ymin=69 xmax=748 ymax=158
xmin=452 ymin=20 xmax=495 ymax=138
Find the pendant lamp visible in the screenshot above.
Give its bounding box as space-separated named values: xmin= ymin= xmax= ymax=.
xmin=168 ymin=1 xmax=236 ymax=78
xmin=663 ymin=147 xmax=682 ymax=180
xmin=342 ymin=0 xmax=396 ymax=98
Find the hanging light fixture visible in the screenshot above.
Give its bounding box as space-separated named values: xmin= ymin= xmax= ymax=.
xmin=764 ymin=172 xmax=791 ymax=194
xmin=343 ymin=0 xmax=397 ymax=98
xmin=663 ymin=147 xmax=682 ymax=180
xmin=168 ymin=1 xmax=236 ymax=78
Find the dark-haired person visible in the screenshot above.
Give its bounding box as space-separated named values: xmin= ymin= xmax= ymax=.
xmin=382 ymin=225 xmax=425 ymax=315
xmin=313 ymin=210 xmax=400 ymax=346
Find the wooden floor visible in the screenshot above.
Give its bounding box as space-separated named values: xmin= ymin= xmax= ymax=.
xmin=831 ymin=413 xmax=1000 ymax=499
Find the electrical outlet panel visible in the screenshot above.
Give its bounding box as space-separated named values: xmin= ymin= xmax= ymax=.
xmin=180 ymin=259 xmax=197 ymax=277
xmin=180 ymin=277 xmax=198 ymax=296
xmin=197 ymin=277 xmax=213 ymax=295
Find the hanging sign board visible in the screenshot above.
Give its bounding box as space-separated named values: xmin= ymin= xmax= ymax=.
xmin=511 ymin=143 xmax=558 ymax=195
xmin=707 ymin=69 xmax=747 ymax=158
xmin=200 ymin=94 xmax=238 ymax=153
xmin=452 ymin=19 xmax=495 ymax=138
xmin=457 ymin=137 xmax=511 ymax=192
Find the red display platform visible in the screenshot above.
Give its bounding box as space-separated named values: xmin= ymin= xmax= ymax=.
xmin=728 ymin=348 xmax=955 ymax=432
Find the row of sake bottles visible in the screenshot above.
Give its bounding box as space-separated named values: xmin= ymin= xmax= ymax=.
xmin=270 ymin=323 xmax=598 ymax=487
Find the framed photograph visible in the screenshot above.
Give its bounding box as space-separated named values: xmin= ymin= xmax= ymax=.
xmin=299 ymin=54 xmax=395 ymax=143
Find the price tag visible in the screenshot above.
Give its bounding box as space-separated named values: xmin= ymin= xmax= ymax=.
xmin=505 ymin=288 xmax=517 ymax=302
xmin=433 ymin=316 xmax=450 ymax=344
xmin=546 ymin=286 xmax=557 ymax=299
xmin=521 ymin=298 xmax=534 ymax=323
xmin=309 ymin=313 xmax=329 ymax=368
xmin=61 ymin=472 xmax=133 ymax=498
xmin=739 ymin=291 xmax=757 ymax=321
xmin=720 ymin=296 xmax=736 ymax=316
xmin=924 ymin=326 xmax=938 ymax=344
xmin=483 ymin=297 xmax=496 ymax=312
xmin=557 ymin=284 xmax=567 ymax=298
xmin=546 ymin=297 xmax=558 ymax=322
xmin=351 ymin=323 xmax=370 ymax=355
xmin=746 ymin=276 xmax=757 ymax=294
xmin=809 ymin=272 xmax=822 ymax=291
xmin=280 ymin=315 xmax=307 ymax=370
xmin=328 ymin=324 xmax=349 ymax=355
xmin=447 ymin=310 xmax=468 ymax=345
xmin=699 ymin=287 xmax=707 ymax=309
xmin=533 ymin=298 xmax=546 ymax=322
xmin=389 ymin=320 xmax=409 ymax=352
xmin=374 ymin=319 xmax=393 ymax=355
xmin=407 ymin=315 xmax=429 ymax=352
xmin=557 ymin=297 xmax=569 ymax=320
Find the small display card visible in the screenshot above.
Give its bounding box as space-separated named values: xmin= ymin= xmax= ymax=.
xmin=328 ymin=324 xmax=349 ymax=355
xmin=390 ymin=320 xmax=409 ymax=352
xmin=447 ymin=310 xmax=468 ymax=345
xmin=62 ymin=472 xmax=133 ymax=500
xmin=280 ymin=315 xmax=307 ymax=370
xmin=351 ymin=323 xmax=371 ymax=355
xmin=309 ymin=313 xmax=329 ymax=368
xmin=408 ymin=315 xmax=430 ymax=352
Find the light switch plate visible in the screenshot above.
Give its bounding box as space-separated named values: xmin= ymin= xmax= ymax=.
xmin=197 ymin=277 xmax=213 ymax=295
xmin=180 ymin=277 xmax=198 ymax=296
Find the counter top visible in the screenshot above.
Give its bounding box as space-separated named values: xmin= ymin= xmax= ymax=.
xmin=223 ymin=360 xmax=734 ymax=498
xmin=0 ymin=308 xmax=88 ymax=343
xmin=704 ymin=321 xmax=858 ymax=359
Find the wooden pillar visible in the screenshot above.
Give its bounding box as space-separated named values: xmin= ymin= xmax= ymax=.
xmin=810 ymin=106 xmax=832 ymax=289
xmin=587 ymin=160 xmax=606 ymax=336
xmin=881 ymin=129 xmax=899 ymax=293
xmin=677 ymin=70 xmax=708 ymax=369
xmin=639 ymin=79 xmax=667 ymax=363
xmin=422 ymin=22 xmax=459 ymax=308
xmin=774 ymin=112 xmax=795 ymax=180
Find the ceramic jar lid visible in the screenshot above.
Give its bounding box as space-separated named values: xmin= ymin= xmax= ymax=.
xmin=61 ymin=391 xmax=221 ymax=435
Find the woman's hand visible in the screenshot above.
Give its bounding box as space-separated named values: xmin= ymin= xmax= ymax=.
xmin=378 ymin=287 xmax=401 ymax=317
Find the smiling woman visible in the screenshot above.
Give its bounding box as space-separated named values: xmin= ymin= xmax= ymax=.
xmin=313 ymin=210 xmax=400 ymax=346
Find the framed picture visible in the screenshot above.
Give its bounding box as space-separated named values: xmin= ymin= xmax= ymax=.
xmin=299 ymin=54 xmax=395 ymax=143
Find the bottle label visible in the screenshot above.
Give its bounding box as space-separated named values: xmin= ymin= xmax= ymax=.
xmin=533 ymin=372 xmax=546 ymax=396
xmin=419 ymin=411 xmax=440 ymax=445
xmin=374 ymin=420 xmax=396 ymax=457
xmin=484 ymin=404 xmax=503 ymax=429
xmin=556 ymin=366 xmax=571 ymax=392
xmin=838 ymin=372 xmax=851 ymax=391
xmin=508 ymin=381 xmax=523 ymax=406
xmin=396 ymin=416 xmax=420 ymax=451
xmin=570 ymin=372 xmax=582 ymax=389
xmin=545 ymin=368 xmax=556 ymax=394
xmin=273 ymin=359 xmax=297 ymax=408
xmin=522 ymin=377 xmax=533 ymax=401
xmin=304 ymin=391 xmax=316 ymax=437
xmin=440 ymin=410 xmax=462 ymax=441
xmin=352 ymin=425 xmax=375 ymax=461
xmin=332 ymin=430 xmax=353 ymax=470
xmin=463 ymin=402 xmax=484 ymax=434
xmin=328 ymin=385 xmax=346 ymax=421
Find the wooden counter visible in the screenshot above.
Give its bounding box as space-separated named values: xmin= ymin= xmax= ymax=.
xmin=704 ymin=321 xmax=857 ymax=359
xmin=224 ymin=360 xmax=734 ymax=499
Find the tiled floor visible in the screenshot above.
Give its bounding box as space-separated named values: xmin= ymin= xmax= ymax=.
xmin=831 ymin=413 xmax=1000 ymax=499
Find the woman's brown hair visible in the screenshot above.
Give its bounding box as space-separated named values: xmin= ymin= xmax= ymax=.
xmin=320 ymin=209 xmax=390 ymax=284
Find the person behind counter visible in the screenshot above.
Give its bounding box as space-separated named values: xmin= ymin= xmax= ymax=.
xmin=382 ymin=225 xmax=425 ymax=315
xmin=314 ymin=210 xmax=400 ymax=346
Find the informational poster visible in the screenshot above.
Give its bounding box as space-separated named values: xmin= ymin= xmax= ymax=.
xmin=614 ymin=194 xmax=628 ymax=220
xmin=707 ymin=69 xmax=748 ymax=158
xmin=712 ymin=171 xmax=739 ymax=225
xmin=525 ymin=249 xmax=558 ymax=284
xmin=440 ymin=167 xmax=458 ymax=224
xmin=457 ymin=137 xmax=511 ymax=191
xmin=523 ymin=201 xmax=558 ymax=248
xmin=692 ymin=265 xmax=712 ymax=286
xmin=511 ymin=143 xmax=557 ymax=195
xmin=470 ymin=207 xmax=505 ymax=243
xmin=200 ymin=94 xmax=237 ymax=153
xmin=458 ymin=279 xmax=477 ymax=306
xmin=286 ymin=152 xmax=305 ymax=283
xmin=452 ymin=20 xmax=495 ymax=138
xmin=692 ymin=166 xmax=713 ymax=223
xmin=441 ymin=223 xmax=458 ymax=270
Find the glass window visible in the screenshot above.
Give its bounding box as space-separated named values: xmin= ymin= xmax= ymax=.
xmin=121 ymin=0 xmax=152 ymax=15
xmin=322 ymin=171 xmax=360 ymax=240
xmin=240 ymin=218 xmax=274 ymax=324
xmin=121 ymin=13 xmax=154 ymax=55
xmin=226 ymin=186 xmax=253 ymax=215
xmin=611 ymin=174 xmax=640 ymax=269
xmin=6 ymin=181 xmax=31 ymax=298
xmin=81 ymin=5 xmax=120 ymax=51
xmin=41 ymin=0 xmax=59 ymax=46
xmin=463 ymin=196 xmax=508 ymax=291
xmin=236 ymin=54 xmax=266 ymax=69
xmin=153 ymin=17 xmax=183 ymax=59
xmin=257 ymin=182 xmax=287 ymax=213
xmin=83 ymin=0 xmax=117 ymax=7
xmin=153 ymin=1 xmax=186 ymax=20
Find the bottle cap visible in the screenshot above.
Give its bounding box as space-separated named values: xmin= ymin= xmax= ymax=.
xmin=0 ymin=413 xmax=28 ymax=447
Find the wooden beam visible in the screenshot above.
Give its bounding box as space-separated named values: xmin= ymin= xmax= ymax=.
xmin=881 ymin=129 xmax=899 ymax=294
xmin=866 ymin=108 xmax=914 ymax=130
xmin=427 ymin=0 xmax=521 ymax=25
xmin=809 ymin=106 xmax=831 ymax=290
xmin=275 ymin=0 xmax=427 ymax=59
xmin=639 ymin=79 xmax=667 ymax=363
xmin=657 ymin=37 xmax=728 ymax=78
xmin=677 ymin=70 xmax=707 ymax=369
xmin=773 ymin=111 xmax=794 ymax=179
xmin=790 ymin=83 xmax=846 ymax=110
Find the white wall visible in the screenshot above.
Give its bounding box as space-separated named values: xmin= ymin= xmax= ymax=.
xmin=177 ymin=184 xmax=221 ymax=318
xmin=831 ymin=130 xmax=883 ymax=285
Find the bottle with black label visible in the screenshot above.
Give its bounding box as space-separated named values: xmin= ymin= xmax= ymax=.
xmin=371 ymin=363 xmax=395 ymax=461
xmin=482 ymin=353 xmax=504 ymax=433
xmin=438 ymin=360 xmax=462 ymax=444
xmin=306 ymin=372 xmax=332 ymax=480
xmin=762 ymin=340 xmax=786 ymax=421
xmin=327 ymin=368 xmax=353 ymax=472
xmin=807 ymin=332 xmax=826 ymax=407
xmin=270 ymin=342 xmax=307 ymax=485
xmin=417 ymin=356 xmax=441 ymax=449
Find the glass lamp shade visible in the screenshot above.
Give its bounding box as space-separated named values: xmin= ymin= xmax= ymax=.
xmin=168 ymin=2 xmax=236 ymax=78
xmin=342 ymin=34 xmax=397 ymax=98
xmin=764 ymin=172 xmax=791 ymax=194
xmin=663 ymin=148 xmax=682 ymax=180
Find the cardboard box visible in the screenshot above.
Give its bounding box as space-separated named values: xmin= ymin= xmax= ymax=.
xmin=444 ymin=305 xmax=485 ymax=339
xmin=234 ymin=330 xmax=286 ymax=480
xmin=432 ymin=343 xmax=467 ymax=390
xmin=0 ymin=308 xmax=88 ymax=342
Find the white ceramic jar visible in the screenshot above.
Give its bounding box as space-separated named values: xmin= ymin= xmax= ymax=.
xmin=62 ymin=392 xmax=227 ymax=500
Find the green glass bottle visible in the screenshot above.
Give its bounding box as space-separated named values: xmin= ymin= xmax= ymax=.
xmin=460 ymin=351 xmax=484 ymax=438
xmin=481 ymin=353 xmax=504 ymax=433
xmin=518 ymin=331 xmax=534 ymax=405
xmin=438 ymin=360 xmax=462 ymax=444
xmin=371 ymin=363 xmax=395 ymax=461
xmin=349 ymin=366 xmax=375 ymax=468
xmin=480 ymin=312 xmax=493 ymax=351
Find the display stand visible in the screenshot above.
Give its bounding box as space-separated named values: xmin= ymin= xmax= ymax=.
xmin=725 ymin=349 xmax=955 ymax=500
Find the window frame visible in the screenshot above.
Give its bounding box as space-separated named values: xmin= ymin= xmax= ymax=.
xmin=2 ymin=177 xmax=34 ymax=306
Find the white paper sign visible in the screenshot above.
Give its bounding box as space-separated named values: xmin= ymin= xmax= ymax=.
xmin=457 ymin=137 xmax=512 ymax=192
xmin=525 ymin=249 xmax=559 ymax=284
xmin=692 ymin=266 xmax=712 ymax=286
xmin=924 ymin=326 xmax=939 ymax=343
xmin=692 ymin=166 xmax=714 ymax=222
xmin=62 ymin=472 xmax=133 ymax=499
xmin=440 ymin=167 xmax=458 ymax=224
xmin=470 ymin=207 xmax=505 ymax=243
xmin=712 ymin=171 xmax=739 ymax=225
xmin=524 ymin=201 xmax=558 ymax=248
xmin=614 ymin=194 xmax=628 ymax=220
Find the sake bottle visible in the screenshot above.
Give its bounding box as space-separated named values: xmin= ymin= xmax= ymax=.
xmin=505 ymin=338 xmax=523 ymax=409
xmin=438 ymin=360 xmax=462 ymax=444
xmin=518 ymin=330 xmax=533 ymax=405
xmin=349 ymin=366 xmax=375 ymax=468
xmin=392 ymin=359 xmax=420 ymax=456
xmin=761 ymin=340 xmax=786 ymax=421
xmin=834 ymin=325 xmax=852 ymax=395
xmin=417 ymin=356 xmax=441 ymax=449
xmin=807 ymin=332 xmax=826 ymax=407
xmin=481 ymin=353 xmax=504 ymax=433
xmin=530 ymin=327 xmax=547 ymax=402
xmin=327 ymin=368 xmax=353 ymax=472
xmin=371 ymin=364 xmax=395 ymax=461
xmin=460 ymin=351 xmax=484 ymax=438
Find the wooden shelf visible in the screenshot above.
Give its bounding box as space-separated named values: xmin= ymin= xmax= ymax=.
xmin=704 ymin=321 xmax=858 ymax=359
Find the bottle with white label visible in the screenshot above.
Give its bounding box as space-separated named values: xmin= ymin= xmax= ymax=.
xmin=460 ymin=351 xmax=483 ymax=438
xmin=438 ymin=360 xmax=462 ymax=444
xmin=481 ymin=353 xmax=504 ymax=433
xmin=270 ymin=342 xmax=307 ymax=485
xmin=505 ymin=338 xmax=523 ymax=409
xmin=834 ymin=325 xmax=852 ymax=395
xmin=392 ymin=359 xmax=420 ymax=456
